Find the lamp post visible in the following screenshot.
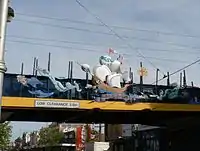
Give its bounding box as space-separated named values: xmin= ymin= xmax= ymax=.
xmin=0 ymin=0 xmax=14 ymax=121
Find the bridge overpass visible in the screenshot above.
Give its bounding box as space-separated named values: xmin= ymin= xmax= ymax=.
xmin=1 ymin=73 xmax=200 ymax=128
xmin=2 ymin=96 xmax=200 ymax=128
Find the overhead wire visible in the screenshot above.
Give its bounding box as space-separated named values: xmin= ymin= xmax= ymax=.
xmin=6 ymin=39 xmax=188 ymax=63
xmin=7 ymin=34 xmax=200 ymax=55
xmin=13 ymin=9 xmax=200 ymax=82
xmin=152 ymin=58 xmax=200 ymax=84
xmin=13 ymin=11 xmax=200 ymax=72
xmin=14 ymin=19 xmax=200 ymax=51
xmin=16 ymin=13 xmax=200 ymax=40
xmin=74 ymin=0 xmax=166 ymax=76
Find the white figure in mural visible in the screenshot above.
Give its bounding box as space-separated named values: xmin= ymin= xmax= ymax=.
xmin=35 ymin=67 xmax=82 ymax=92
xmin=80 ymin=55 xmax=131 ymax=93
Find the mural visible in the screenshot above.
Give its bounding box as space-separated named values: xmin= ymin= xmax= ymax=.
xmin=35 ymin=67 xmax=82 ymax=93
xmin=1 ymin=48 xmax=200 ymax=104
xmin=78 ymin=53 xmax=200 ymax=104
xmin=17 ymin=75 xmax=54 ymax=98
xmin=78 ymin=54 xmax=158 ymax=103
xmin=15 ymin=67 xmax=82 ymax=98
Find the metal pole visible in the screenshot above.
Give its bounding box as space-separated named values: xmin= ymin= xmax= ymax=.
xmin=35 ymin=58 xmax=38 ymax=77
xmin=167 ymin=72 xmax=170 ymax=86
xmin=180 ymin=72 xmax=182 ymax=87
xmin=191 ymin=81 xmax=194 ymax=87
xmin=139 ymin=62 xmax=143 ymax=92
xmin=47 ymin=52 xmax=51 ymax=72
xmin=32 ymin=57 xmax=36 ymax=75
xmin=0 ymin=0 xmax=9 ymax=121
xmin=155 ymin=68 xmax=159 ymax=94
xmin=183 ymin=70 xmax=187 ymax=87
xmin=86 ymin=72 xmax=89 ymax=99
xmin=70 ymin=61 xmax=73 ymax=99
xmin=20 ymin=62 xmax=24 ymax=75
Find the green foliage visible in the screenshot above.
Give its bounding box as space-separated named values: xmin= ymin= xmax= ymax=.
xmin=0 ymin=122 xmax=12 ymax=150
xmin=38 ymin=124 xmax=64 ymax=146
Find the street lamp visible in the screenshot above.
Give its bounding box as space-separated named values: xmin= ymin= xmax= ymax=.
xmin=7 ymin=6 xmax=14 ymax=22
xmin=0 ymin=0 xmax=15 ymax=121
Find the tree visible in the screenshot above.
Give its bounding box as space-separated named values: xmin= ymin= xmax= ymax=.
xmin=38 ymin=124 xmax=64 ymax=146
xmin=0 ymin=122 xmax=12 ymax=150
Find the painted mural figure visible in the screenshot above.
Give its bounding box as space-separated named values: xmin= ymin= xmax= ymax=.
xmin=78 ymin=54 xmax=144 ymax=102
xmin=16 ymin=75 xmax=54 ymax=98
xmin=35 ymin=67 xmax=82 ymax=92
xmin=16 ymin=67 xmax=82 ymax=98
xmin=17 ymin=75 xmax=43 ymax=88
xmin=91 ymin=55 xmax=131 ymax=94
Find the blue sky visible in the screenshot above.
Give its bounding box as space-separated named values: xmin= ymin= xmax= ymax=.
xmin=7 ymin=0 xmax=200 ymax=140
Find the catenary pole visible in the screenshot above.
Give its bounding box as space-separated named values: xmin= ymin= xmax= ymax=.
xmin=0 ymin=0 xmax=9 ymax=121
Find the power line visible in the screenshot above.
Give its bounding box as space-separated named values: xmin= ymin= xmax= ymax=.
xmin=75 ymin=0 xmax=166 ymax=76
xmin=152 ymin=58 xmax=200 ymax=84
xmin=16 ymin=13 xmax=200 ymax=40
xmin=14 ymin=19 xmax=200 ymax=51
xmin=7 ymin=34 xmax=200 ymax=55
xmin=6 ymin=39 xmax=189 ymax=63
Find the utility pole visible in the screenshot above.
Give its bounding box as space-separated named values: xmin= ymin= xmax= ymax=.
xmin=0 ymin=0 xmax=9 ymax=121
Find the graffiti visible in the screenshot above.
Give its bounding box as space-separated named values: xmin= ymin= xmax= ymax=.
xmin=17 ymin=75 xmax=54 ymax=98
xmin=35 ymin=67 xmax=82 ymax=92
